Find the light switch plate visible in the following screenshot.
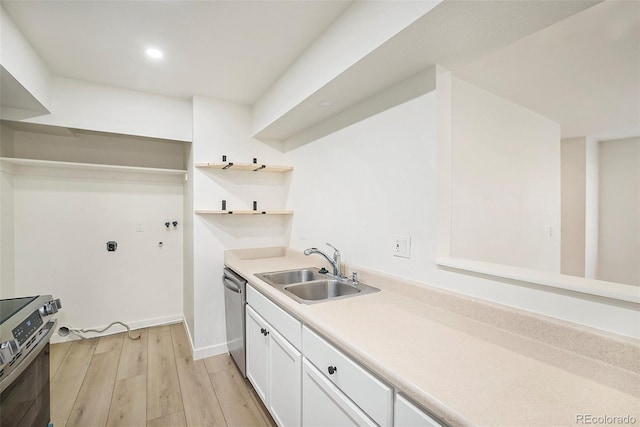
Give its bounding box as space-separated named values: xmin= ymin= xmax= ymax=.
xmin=393 ymin=235 xmax=411 ymax=258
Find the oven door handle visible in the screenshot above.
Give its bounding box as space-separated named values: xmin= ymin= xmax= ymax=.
xmin=0 ymin=319 xmax=57 ymax=394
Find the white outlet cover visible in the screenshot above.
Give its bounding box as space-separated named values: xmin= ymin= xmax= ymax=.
xmin=393 ymin=235 xmax=411 ymax=258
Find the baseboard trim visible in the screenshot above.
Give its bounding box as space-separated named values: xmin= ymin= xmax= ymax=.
xmin=181 ymin=316 xmax=228 ymax=360
xmin=182 ymin=316 xmax=197 ymax=353
xmin=50 ymin=314 xmax=229 ymax=360
xmin=193 ymin=342 xmax=228 ymax=360
xmin=50 ymin=314 xmax=183 ymax=344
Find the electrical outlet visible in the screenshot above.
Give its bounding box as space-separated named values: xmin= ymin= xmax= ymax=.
xmin=393 ymin=235 xmax=411 ymax=258
xmin=136 ymin=223 xmax=144 ymax=232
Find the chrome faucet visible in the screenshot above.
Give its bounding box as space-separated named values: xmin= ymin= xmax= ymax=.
xmin=304 ymin=243 xmax=343 ymax=278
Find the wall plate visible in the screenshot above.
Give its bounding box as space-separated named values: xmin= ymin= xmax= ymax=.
xmin=393 ymin=235 xmax=411 ymax=258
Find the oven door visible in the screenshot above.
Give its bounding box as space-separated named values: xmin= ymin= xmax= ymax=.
xmin=0 ymin=321 xmax=56 ymax=427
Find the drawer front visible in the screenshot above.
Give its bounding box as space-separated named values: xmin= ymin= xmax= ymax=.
xmin=302 ymin=327 xmax=393 ymax=427
xmin=302 ymin=359 xmax=376 ymax=427
xmin=395 ymin=394 xmax=443 ymax=427
xmin=247 ymin=285 xmax=302 ymax=349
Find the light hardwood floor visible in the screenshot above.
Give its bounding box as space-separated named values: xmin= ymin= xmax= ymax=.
xmin=49 ymin=323 xmax=276 ymax=427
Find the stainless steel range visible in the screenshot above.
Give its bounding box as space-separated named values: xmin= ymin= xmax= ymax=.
xmin=0 ymin=295 xmax=61 ymax=427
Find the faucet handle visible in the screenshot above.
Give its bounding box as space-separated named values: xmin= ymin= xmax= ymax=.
xmin=326 ymin=242 xmax=340 ymax=254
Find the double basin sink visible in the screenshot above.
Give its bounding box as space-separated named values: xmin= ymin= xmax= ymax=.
xmin=255 ymin=267 xmax=380 ymax=304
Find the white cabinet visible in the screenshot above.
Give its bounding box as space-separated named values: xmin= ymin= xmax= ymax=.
xmin=245 ymin=285 xmax=440 ymax=427
xmin=268 ymin=328 xmax=302 ymax=426
xmin=246 ymin=292 xmax=302 ymax=427
xmin=302 ymin=359 xmax=376 ymax=427
xmin=246 ymin=305 xmax=270 ymax=402
xmin=303 ymin=326 xmax=393 ymax=427
xmin=247 ymin=286 xmax=301 ymax=348
xmin=395 ymin=394 xmax=442 ymax=427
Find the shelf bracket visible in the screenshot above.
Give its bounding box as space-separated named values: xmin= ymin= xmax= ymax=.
xmin=222 ymin=162 xmax=234 ymax=170
xmin=253 ymin=164 xmax=266 ymax=172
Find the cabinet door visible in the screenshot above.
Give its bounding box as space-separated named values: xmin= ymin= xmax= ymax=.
xmin=302 ymin=359 xmax=376 ymax=427
xmin=246 ymin=306 xmax=269 ymax=403
xmin=395 ymin=394 xmax=442 ymax=427
xmin=269 ymin=328 xmax=302 ymax=427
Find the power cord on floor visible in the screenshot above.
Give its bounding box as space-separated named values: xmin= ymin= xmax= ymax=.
xmin=58 ymin=321 xmax=141 ymax=340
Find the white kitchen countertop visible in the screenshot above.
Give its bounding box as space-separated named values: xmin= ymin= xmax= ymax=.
xmin=225 ymin=247 xmax=640 ymax=426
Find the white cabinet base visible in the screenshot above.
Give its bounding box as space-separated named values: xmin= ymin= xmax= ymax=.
xmin=302 ymin=359 xmax=376 ymax=427
xmin=246 ymin=304 xmax=302 ymax=427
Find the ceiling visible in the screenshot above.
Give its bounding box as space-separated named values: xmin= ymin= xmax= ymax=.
xmin=2 ymin=0 xmax=637 ymax=141
xmin=452 ymin=0 xmax=640 ymax=140
xmin=0 ymin=0 xmax=351 ymax=104
xmin=257 ymin=0 xmax=599 ymax=142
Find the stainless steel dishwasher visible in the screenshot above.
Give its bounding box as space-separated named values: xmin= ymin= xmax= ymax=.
xmin=223 ymin=267 xmax=246 ymax=377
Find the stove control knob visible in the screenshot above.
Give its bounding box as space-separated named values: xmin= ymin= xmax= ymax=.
xmin=0 ymin=339 xmax=19 ymax=364
xmin=39 ymin=301 xmax=59 ymax=316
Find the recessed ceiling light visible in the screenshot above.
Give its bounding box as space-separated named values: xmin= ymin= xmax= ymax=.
xmin=145 ymin=48 xmax=164 ymax=59
xmin=319 ymin=100 xmax=333 ymax=107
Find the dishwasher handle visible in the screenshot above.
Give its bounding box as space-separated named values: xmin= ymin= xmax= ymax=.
xmin=223 ymin=276 xmax=242 ymax=294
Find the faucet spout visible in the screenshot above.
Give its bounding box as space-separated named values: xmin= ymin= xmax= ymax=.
xmin=304 ymin=243 xmax=343 ymax=278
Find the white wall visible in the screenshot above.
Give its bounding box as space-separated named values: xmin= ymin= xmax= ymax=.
xmin=0 ymin=124 xmax=15 ymax=157
xmin=449 ymin=77 xmax=560 ymax=272
xmin=598 ymin=137 xmax=639 ymax=285
xmin=0 ymin=125 xmax=16 ymax=298
xmin=183 ymin=142 xmax=195 ymax=339
xmin=584 ymin=138 xmax=599 ymax=279
xmin=11 ymin=128 xmax=186 ymax=170
xmin=13 ymin=167 xmax=184 ymax=342
xmin=561 ymin=137 xmax=587 ymax=277
xmin=286 ymin=90 xmax=639 ymax=339
xmin=252 ymin=0 xmax=440 ymax=135
xmin=0 ymin=5 xmax=51 ymax=112
xmin=24 ymin=77 xmax=193 ymax=142
xmin=286 ymin=91 xmax=436 ymax=278
xmin=560 ymin=136 xmax=600 ymax=279
xmin=0 ymin=168 xmax=14 ymax=299
xmin=5 ymin=127 xmax=185 ymax=340
xmin=189 ymin=96 xmax=289 ymax=357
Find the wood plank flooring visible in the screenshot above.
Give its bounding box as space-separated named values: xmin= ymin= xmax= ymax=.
xmin=50 ymin=323 xmax=276 ymax=427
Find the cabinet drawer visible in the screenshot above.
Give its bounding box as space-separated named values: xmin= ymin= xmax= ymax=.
xmin=302 ymin=359 xmax=376 ymax=427
xmin=302 ymin=327 xmax=393 ymax=427
xmin=395 ymin=394 xmax=443 ymax=427
xmin=247 ymin=285 xmax=302 ymax=349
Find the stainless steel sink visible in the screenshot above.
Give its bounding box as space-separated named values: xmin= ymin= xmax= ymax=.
xmin=255 ymin=268 xmax=380 ymax=304
xmin=257 ymin=268 xmax=327 ymax=286
xmin=285 ymin=280 xmax=361 ymax=301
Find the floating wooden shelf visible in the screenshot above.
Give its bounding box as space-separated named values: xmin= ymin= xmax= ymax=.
xmin=195 ymin=162 xmax=293 ymax=173
xmin=195 ymin=210 xmax=293 ymax=215
xmin=0 ymin=157 xmax=187 ymax=176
